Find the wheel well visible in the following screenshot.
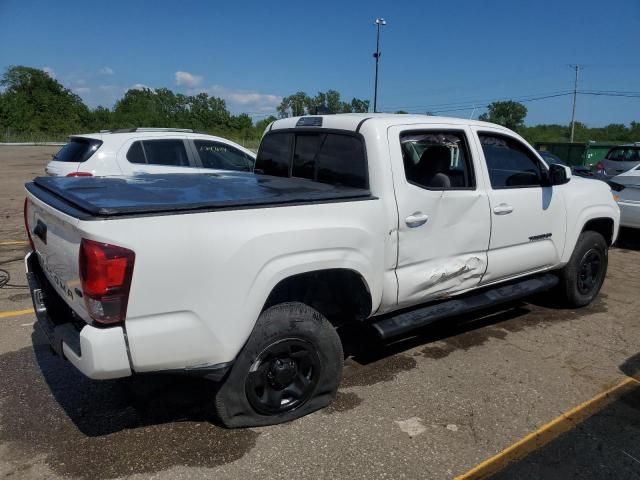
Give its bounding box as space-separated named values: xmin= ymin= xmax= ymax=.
xmin=263 ymin=269 xmax=372 ymax=326
xmin=582 ymin=217 xmax=614 ymax=246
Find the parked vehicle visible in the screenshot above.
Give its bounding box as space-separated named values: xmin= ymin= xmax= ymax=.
xmin=592 ymin=144 xmax=640 ymax=178
xmin=610 ymin=164 xmax=640 ymax=229
xmin=45 ymin=128 xmax=255 ymax=177
xmin=24 ymin=114 xmax=619 ymax=427
xmin=537 ymin=150 xmax=593 ymax=178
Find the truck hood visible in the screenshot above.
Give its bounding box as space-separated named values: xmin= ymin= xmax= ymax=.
xmin=27 ymin=172 xmax=372 ymax=218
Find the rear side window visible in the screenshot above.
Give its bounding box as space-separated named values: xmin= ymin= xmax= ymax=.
xmin=400 ymin=130 xmax=475 ymax=189
xmin=255 ymin=131 xmax=367 ymax=188
xmin=126 ymin=139 xmax=190 ymax=167
xmin=479 ymin=133 xmax=544 ymax=188
xmin=194 ymin=140 xmax=254 ymax=171
xmin=53 ymin=138 xmax=102 ymax=163
xmin=606 ymin=147 xmax=640 ymax=162
xmin=127 ymin=141 xmax=146 ymax=164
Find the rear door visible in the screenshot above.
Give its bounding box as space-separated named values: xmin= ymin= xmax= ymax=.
xmin=117 ymin=137 xmax=200 ymax=175
xmin=389 ymin=124 xmax=491 ymax=307
xmin=472 ymin=128 xmax=567 ymax=284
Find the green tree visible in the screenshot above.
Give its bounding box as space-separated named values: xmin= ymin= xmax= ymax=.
xmin=277 ymin=90 xmax=369 ymax=116
xmin=479 ymin=101 xmax=528 ymax=131
xmin=0 ymin=65 xmax=89 ymax=135
xmin=254 ymin=115 xmax=277 ymax=135
xmin=277 ymin=91 xmax=309 ymax=117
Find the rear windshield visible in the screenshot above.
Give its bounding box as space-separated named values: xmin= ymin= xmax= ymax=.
xmin=53 ymin=138 xmax=103 ymax=163
xmin=255 ymin=131 xmax=368 ymax=189
xmin=605 ymin=147 xmax=640 ymax=162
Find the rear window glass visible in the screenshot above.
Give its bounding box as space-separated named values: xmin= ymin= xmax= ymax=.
xmin=53 ymin=138 xmax=102 ymax=163
xmin=606 ymin=147 xmax=640 ymax=162
xmin=255 ymin=131 xmax=367 ymax=188
xmin=256 ymin=132 xmax=292 ymax=177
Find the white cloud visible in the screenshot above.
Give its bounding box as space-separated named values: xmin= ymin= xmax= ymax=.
xmin=129 ymin=83 xmax=152 ymax=91
xmin=42 ymin=66 xmax=55 ymax=78
xmin=175 ymin=71 xmax=203 ymax=88
xmin=99 ymin=67 xmax=114 ymax=75
xmin=193 ymin=84 xmax=282 ymax=115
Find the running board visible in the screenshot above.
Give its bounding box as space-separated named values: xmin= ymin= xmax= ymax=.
xmin=371 ymin=273 xmax=559 ymax=339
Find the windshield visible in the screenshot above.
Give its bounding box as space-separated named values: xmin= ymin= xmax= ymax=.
xmin=605 ymin=147 xmax=640 ymax=162
xmin=52 ymin=137 xmax=103 ymax=163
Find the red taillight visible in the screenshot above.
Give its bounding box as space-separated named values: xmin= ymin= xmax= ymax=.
xmin=23 ymin=198 xmax=35 ymax=251
xmin=595 ymin=161 xmax=605 ymax=173
xmin=79 ymin=239 xmax=135 ymax=325
xmin=67 ymin=172 xmax=93 ymax=177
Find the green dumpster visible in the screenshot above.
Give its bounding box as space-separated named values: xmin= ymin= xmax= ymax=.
xmin=535 ymin=142 xmax=618 ymax=167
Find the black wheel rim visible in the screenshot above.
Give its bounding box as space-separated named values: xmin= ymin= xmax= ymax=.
xmin=245 ymin=338 xmax=320 ymax=415
xmin=577 ymin=248 xmax=603 ymax=295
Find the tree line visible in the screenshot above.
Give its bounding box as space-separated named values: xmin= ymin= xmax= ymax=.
xmin=0 ymin=65 xmax=637 ymax=146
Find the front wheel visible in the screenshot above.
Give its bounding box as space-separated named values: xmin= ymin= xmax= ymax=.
xmin=213 ymin=302 xmax=343 ymax=428
xmin=557 ymin=231 xmax=608 ymax=307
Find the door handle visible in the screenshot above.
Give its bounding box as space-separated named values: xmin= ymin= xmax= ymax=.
xmin=405 ymin=212 xmax=429 ymax=228
xmin=493 ymin=204 xmax=514 ymax=215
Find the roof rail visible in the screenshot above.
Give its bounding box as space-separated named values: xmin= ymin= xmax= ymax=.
xmin=105 ymin=127 xmax=196 ymax=134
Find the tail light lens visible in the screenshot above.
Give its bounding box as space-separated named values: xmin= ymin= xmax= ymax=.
xmin=595 ymin=162 xmax=606 ymax=174
xmin=67 ymin=172 xmax=93 ymax=177
xmin=23 ymin=198 xmax=35 ymax=251
xmin=79 ymin=239 xmax=135 ymax=325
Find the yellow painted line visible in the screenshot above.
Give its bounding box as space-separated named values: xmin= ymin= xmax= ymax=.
xmin=0 ymin=240 xmax=28 ymax=246
xmin=0 ymin=308 xmax=34 ymax=319
xmin=455 ymin=376 xmax=640 ymax=480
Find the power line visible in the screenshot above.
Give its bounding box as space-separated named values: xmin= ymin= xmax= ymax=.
xmin=379 ymin=89 xmax=640 ymax=116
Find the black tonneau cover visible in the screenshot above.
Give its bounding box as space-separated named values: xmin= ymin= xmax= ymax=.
xmin=27 ymin=172 xmax=373 ymax=218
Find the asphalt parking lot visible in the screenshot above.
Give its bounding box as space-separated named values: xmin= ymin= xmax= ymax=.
xmin=1 ymin=146 xmax=640 ymax=480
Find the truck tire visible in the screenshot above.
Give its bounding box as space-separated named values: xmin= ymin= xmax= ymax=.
xmin=557 ymin=231 xmax=608 ymax=307
xmin=213 ymin=302 xmax=343 ymax=428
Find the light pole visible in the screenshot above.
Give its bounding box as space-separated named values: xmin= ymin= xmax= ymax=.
xmin=373 ymin=17 xmax=386 ymax=113
xmin=569 ymin=64 xmax=582 ymax=143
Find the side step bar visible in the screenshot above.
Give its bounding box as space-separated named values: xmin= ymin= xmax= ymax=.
xmin=371 ymin=273 xmax=559 ymax=339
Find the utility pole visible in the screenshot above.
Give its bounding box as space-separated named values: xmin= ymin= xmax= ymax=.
xmin=569 ymin=64 xmax=582 ymax=142
xmin=373 ymin=18 xmax=386 ymax=113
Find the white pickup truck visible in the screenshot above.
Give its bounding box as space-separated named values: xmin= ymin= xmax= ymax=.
xmin=24 ymin=114 xmax=620 ymax=427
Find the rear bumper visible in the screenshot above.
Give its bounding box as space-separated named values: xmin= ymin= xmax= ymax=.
xmin=25 ymin=251 xmax=132 ymax=380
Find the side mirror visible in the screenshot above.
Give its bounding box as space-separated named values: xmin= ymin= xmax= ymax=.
xmin=548 ymin=163 xmax=571 ymax=185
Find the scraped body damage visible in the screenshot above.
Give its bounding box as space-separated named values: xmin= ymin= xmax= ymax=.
xmin=397 ymin=253 xmax=487 ymax=306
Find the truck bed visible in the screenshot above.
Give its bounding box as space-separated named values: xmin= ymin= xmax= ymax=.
xmin=26 ymin=172 xmax=374 ymax=219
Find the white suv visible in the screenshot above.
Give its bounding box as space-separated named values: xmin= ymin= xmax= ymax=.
xmin=45 ymin=128 xmax=256 ymax=177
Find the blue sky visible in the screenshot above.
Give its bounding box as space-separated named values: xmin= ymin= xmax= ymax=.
xmin=1 ymin=0 xmax=638 ymax=126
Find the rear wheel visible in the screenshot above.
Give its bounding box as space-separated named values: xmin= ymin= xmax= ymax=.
xmin=558 ymin=231 xmax=608 ymax=307
xmin=213 ymin=302 xmax=343 ymax=428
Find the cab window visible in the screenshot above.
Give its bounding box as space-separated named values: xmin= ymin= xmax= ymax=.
xmin=400 ymin=130 xmax=475 ymax=190
xmin=194 ymin=140 xmax=254 ymax=171
xmin=479 ymin=133 xmax=545 ymax=188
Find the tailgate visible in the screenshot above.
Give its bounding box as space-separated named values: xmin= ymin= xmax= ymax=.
xmin=25 ymin=193 xmax=91 ymax=323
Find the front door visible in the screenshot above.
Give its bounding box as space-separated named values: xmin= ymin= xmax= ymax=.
xmin=389 ymin=125 xmax=492 ymax=308
xmin=472 ymin=128 xmax=567 ymax=284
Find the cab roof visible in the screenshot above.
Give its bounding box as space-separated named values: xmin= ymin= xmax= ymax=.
xmin=270 ymin=113 xmax=509 ymax=133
